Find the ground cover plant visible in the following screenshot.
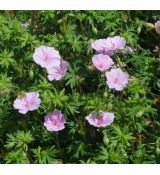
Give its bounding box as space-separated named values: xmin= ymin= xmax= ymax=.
xmin=0 ymin=10 xmax=160 ymax=164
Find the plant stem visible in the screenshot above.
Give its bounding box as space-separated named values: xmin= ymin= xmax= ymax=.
xmin=26 ymin=113 xmax=30 ymax=131
xmin=23 ymin=148 xmax=33 ymax=163
xmin=56 ymin=132 xmax=63 ymax=160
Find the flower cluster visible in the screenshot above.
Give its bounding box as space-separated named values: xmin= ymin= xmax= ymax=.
xmin=91 ymin=36 xmax=129 ymax=91
xmin=13 ymin=90 xmax=114 ymax=130
xmin=13 ymin=38 xmax=132 ymax=134
xmin=13 ymin=45 xmax=67 ymax=132
xmin=13 ymin=91 xmax=66 ymax=131
xmin=33 ymin=46 xmax=68 ymax=81
xmin=91 ymin=36 xmax=126 ymax=56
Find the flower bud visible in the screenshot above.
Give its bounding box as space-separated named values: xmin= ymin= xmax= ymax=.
xmin=103 ymin=92 xmax=108 ymax=98
xmin=156 ymin=147 xmax=160 ymax=156
xmin=57 ymin=19 xmax=63 ymax=24
xmin=29 ymin=69 xmax=34 ymax=79
xmin=103 ymin=134 xmax=109 ymax=146
xmin=137 ymin=26 xmax=141 ymax=34
xmin=76 ymin=75 xmax=84 ymax=82
xmin=92 ymin=25 xmax=98 ymax=34
xmin=145 ymin=22 xmax=155 ymax=29
xmin=107 ymin=103 xmax=113 ymax=111
xmin=155 ymin=20 xmax=160 ymax=35
xmin=87 ymin=65 xmax=95 ymax=71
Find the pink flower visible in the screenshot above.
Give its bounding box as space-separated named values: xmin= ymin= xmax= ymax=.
xmin=91 ymin=36 xmax=126 ymax=56
xmin=86 ymin=111 xmax=114 ymax=127
xmin=47 ymin=59 xmax=68 ymax=81
xmin=91 ymin=39 xmax=114 ymax=56
xmin=13 ymin=92 xmax=41 ymax=114
xmin=92 ymin=54 xmax=114 ymax=72
xmin=127 ymin=46 xmax=134 ymax=53
xmin=106 ymin=36 xmax=126 ymax=52
xmin=117 ymin=46 xmax=135 ymax=55
xmin=155 ymin=20 xmax=160 ymax=35
xmin=106 ymin=68 xmax=129 ymax=91
xmin=44 ymin=109 xmax=66 ymax=132
xmin=33 ymin=46 xmax=61 ymax=68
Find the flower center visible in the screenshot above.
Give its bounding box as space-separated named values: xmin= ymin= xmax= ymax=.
xmin=97 ymin=117 xmax=103 ymax=125
xmin=44 ymin=54 xmax=48 ymax=61
xmin=113 ymin=78 xmax=118 ymax=83
xmin=24 ymin=100 xmax=30 ymax=108
xmin=99 ymin=63 xmax=103 ymax=68
xmin=52 ymin=118 xmax=60 ymax=126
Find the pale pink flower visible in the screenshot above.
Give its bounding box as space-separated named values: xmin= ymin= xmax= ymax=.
xmin=127 ymin=46 xmax=134 ymax=53
xmin=106 ymin=36 xmax=126 ymax=51
xmin=117 ymin=46 xmax=135 ymax=55
xmin=33 ymin=46 xmax=61 ymax=68
xmin=155 ymin=20 xmax=160 ymax=35
xmin=47 ymin=59 xmax=68 ymax=81
xmin=91 ymin=36 xmax=126 ymax=56
xmin=13 ymin=92 xmax=41 ymax=114
xmin=86 ymin=111 xmax=114 ymax=127
xmin=92 ymin=54 xmax=114 ymax=72
xmin=91 ymin=39 xmax=114 ymax=56
xmin=44 ymin=109 xmax=66 ymax=132
xmin=106 ymin=68 xmax=129 ymax=91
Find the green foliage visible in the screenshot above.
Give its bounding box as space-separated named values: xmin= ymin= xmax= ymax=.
xmin=32 ymin=146 xmax=59 ymax=164
xmin=4 ymin=131 xmax=33 ymax=163
xmin=0 ymin=50 xmax=16 ymax=69
xmin=0 ymin=11 xmax=160 ymax=164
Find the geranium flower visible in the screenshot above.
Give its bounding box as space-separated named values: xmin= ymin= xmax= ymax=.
xmin=47 ymin=59 xmax=68 ymax=81
xmin=92 ymin=54 xmax=114 ymax=72
xmin=117 ymin=46 xmax=135 ymax=55
xmin=106 ymin=68 xmax=129 ymax=91
xmin=86 ymin=111 xmax=114 ymax=127
xmin=44 ymin=109 xmax=66 ymax=132
xmin=13 ymin=92 xmax=41 ymax=114
xmin=33 ymin=46 xmax=61 ymax=68
xmin=91 ymin=36 xmax=126 ymax=56
xmin=155 ymin=20 xmax=160 ymax=35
